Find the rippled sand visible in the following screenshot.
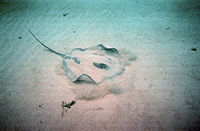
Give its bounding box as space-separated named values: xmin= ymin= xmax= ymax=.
xmin=0 ymin=0 xmax=200 ymax=130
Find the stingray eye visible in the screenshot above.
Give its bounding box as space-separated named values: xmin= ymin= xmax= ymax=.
xmin=93 ymin=62 xmax=111 ymax=70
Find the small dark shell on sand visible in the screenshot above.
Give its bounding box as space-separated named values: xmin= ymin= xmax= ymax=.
xmin=191 ymin=48 xmax=197 ymax=51
xmin=62 ymin=100 xmax=76 ymax=108
xmin=63 ymin=13 xmax=69 ymax=16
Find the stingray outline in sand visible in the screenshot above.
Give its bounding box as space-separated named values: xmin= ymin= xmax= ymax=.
xmin=28 ymin=29 xmax=124 ymax=85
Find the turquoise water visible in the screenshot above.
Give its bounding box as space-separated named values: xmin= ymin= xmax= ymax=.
xmin=0 ymin=0 xmax=200 ymax=130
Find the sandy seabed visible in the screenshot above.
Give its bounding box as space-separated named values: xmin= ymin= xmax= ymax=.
xmin=0 ymin=0 xmax=200 ymax=130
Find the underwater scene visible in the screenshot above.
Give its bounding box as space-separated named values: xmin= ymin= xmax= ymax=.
xmin=0 ymin=0 xmax=200 ymax=130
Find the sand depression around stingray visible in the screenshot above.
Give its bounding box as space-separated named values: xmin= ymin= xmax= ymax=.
xmin=29 ymin=30 xmax=137 ymax=100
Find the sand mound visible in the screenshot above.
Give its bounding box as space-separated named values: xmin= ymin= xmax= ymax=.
xmin=64 ymin=45 xmax=136 ymax=100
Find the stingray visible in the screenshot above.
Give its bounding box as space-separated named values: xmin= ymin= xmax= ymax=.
xmin=29 ymin=30 xmax=124 ymax=85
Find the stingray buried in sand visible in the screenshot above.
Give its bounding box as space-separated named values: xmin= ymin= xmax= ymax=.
xmin=29 ymin=29 xmax=125 ymax=84
xmin=29 ymin=30 xmax=136 ymax=99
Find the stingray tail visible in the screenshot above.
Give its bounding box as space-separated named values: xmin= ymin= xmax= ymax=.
xmin=28 ymin=29 xmax=65 ymax=57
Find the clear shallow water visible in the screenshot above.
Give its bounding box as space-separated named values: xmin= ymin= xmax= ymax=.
xmin=0 ymin=0 xmax=200 ymax=130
